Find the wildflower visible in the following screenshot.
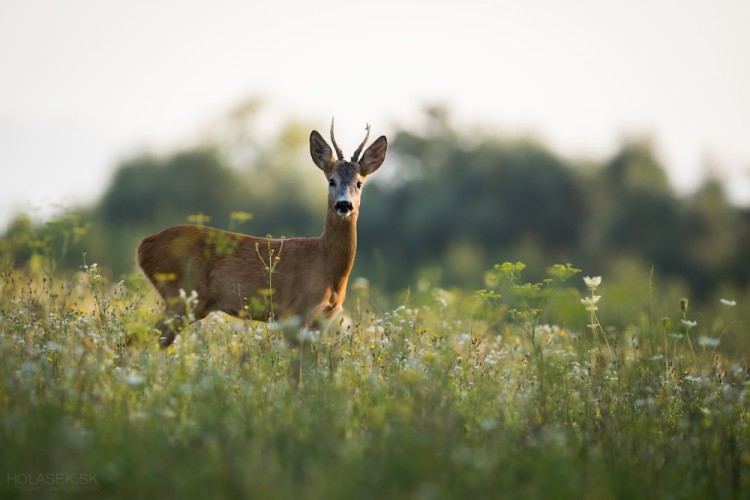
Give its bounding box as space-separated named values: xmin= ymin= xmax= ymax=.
xmin=45 ymin=342 xmax=62 ymax=351
xmin=297 ymin=328 xmax=318 ymax=343
xmin=155 ymin=272 xmax=177 ymax=282
xmin=187 ymin=213 xmax=211 ymax=225
xmin=351 ymin=277 xmax=370 ymax=291
xmin=681 ymin=319 xmax=697 ymax=328
xmin=583 ymin=276 xmax=602 ymax=290
xmin=720 ymin=298 xmax=737 ymax=307
xmin=698 ymin=336 xmax=720 ymax=348
xmin=580 ymin=295 xmax=601 ymax=311
xmin=229 ymin=211 xmax=253 ymax=222
xmin=126 ymin=373 xmax=145 ymax=386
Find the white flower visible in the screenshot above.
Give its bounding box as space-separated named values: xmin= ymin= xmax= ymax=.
xmin=45 ymin=342 xmax=62 ymax=351
xmin=351 ymin=277 xmax=370 ymax=290
xmin=580 ymin=295 xmax=601 ymax=311
xmin=681 ymin=319 xmax=697 ymax=328
xmin=583 ymin=276 xmax=602 ymax=290
xmin=126 ymin=373 xmax=145 ymax=386
xmin=296 ymin=328 xmax=319 ymax=343
xmin=720 ymin=298 xmax=737 ymax=307
xmin=581 ymin=295 xmax=600 ymax=305
xmin=698 ymin=336 xmax=720 ymax=348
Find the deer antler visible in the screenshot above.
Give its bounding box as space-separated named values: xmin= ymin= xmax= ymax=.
xmin=351 ymin=123 xmax=371 ymax=163
xmin=330 ymin=117 xmax=345 ymax=162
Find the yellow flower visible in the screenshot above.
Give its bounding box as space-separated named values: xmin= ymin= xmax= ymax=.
xmin=155 ymin=272 xmax=177 ymax=283
xmin=230 ymin=211 xmax=253 ymax=222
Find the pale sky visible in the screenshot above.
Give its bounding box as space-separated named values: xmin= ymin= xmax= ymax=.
xmin=1 ymin=0 xmax=749 ymax=230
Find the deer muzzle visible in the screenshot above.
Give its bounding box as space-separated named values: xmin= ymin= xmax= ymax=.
xmin=334 ymin=200 xmax=354 ymax=216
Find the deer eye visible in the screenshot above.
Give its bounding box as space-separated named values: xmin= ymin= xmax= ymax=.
xmin=356 ymin=181 xmax=363 ymax=189
xmin=328 ymin=178 xmax=335 ymax=187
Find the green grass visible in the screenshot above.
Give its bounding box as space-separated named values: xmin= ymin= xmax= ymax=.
xmin=0 ymin=262 xmax=748 ymax=499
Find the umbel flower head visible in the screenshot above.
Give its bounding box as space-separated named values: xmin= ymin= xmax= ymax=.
xmin=681 ymin=319 xmax=697 ymax=329
xmin=583 ymin=276 xmax=602 ymax=291
xmin=580 ymin=295 xmax=601 ymax=311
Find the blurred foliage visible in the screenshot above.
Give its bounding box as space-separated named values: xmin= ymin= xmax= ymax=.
xmin=2 ymin=102 xmax=749 ymax=333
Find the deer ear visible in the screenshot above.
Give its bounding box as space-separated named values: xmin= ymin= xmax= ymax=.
xmin=359 ymin=136 xmax=387 ymax=176
xmin=310 ymin=131 xmax=333 ymax=171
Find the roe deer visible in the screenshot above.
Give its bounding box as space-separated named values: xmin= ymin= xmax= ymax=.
xmin=137 ymin=120 xmax=387 ymax=347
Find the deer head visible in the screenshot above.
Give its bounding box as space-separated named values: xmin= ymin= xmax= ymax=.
xmin=309 ymin=119 xmax=388 ymax=217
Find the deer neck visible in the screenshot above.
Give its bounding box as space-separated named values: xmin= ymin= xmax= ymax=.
xmin=320 ymin=208 xmax=358 ymax=283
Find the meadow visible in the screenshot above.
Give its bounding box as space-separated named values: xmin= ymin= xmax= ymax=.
xmin=0 ymin=251 xmax=748 ymax=499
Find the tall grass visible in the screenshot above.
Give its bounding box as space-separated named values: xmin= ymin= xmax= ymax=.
xmin=0 ymin=255 xmax=748 ymax=499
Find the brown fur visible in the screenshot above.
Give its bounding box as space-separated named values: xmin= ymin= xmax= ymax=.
xmin=137 ymin=125 xmax=387 ymax=347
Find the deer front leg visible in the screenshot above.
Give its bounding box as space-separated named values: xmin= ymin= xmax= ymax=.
xmin=153 ymin=317 xmax=179 ymax=348
xmin=304 ymin=303 xmax=343 ymax=330
xmin=281 ymin=304 xmax=340 ymax=386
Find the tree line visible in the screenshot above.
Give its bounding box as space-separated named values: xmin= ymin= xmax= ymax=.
xmin=2 ymin=104 xmax=748 ymax=321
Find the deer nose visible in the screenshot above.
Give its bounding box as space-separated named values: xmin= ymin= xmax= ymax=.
xmin=334 ymin=200 xmax=353 ymax=214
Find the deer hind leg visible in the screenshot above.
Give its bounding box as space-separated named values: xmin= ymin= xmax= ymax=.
xmin=154 ymin=294 xmax=210 ymax=348
xmin=304 ymin=303 xmax=343 ymax=337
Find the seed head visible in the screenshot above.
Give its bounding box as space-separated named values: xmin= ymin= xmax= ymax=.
xmin=679 ymin=298 xmax=689 ymax=313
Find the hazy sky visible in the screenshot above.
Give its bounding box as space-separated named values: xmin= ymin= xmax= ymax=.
xmin=1 ymin=0 xmax=749 ymax=230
